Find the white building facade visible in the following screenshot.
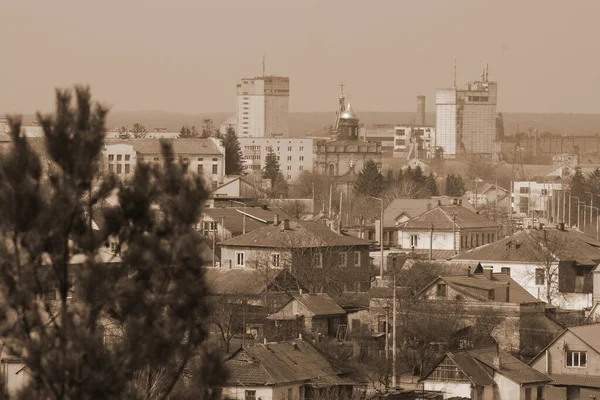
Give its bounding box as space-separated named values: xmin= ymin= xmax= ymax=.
xmin=236 ymin=76 xmax=289 ymax=138
xmin=238 ymin=137 xmax=315 ymax=180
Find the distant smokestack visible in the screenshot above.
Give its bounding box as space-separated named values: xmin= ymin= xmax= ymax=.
xmin=416 ymin=95 xmax=426 ymax=126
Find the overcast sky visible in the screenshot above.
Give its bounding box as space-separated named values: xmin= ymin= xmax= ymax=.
xmin=1 ymin=0 xmax=598 ymax=114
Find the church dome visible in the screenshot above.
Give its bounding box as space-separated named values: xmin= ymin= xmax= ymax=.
xmin=340 ymin=103 xmax=358 ymax=120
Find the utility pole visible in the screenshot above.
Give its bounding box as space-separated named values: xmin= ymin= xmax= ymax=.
xmin=328 ymin=184 xmax=333 ymax=219
xmin=586 ymin=191 xmax=594 ymax=226
xmin=429 ymin=224 xmax=434 ymax=261
xmin=212 ymin=223 xmax=216 ymax=268
xmin=368 ymin=196 xmax=385 ymax=278
xmin=391 ymin=257 xmax=397 ymax=389
xmin=562 ymin=189 xmax=566 ymax=224
xmin=242 ymin=299 xmax=247 ymax=348
xmin=232 ymin=200 xmax=247 ymax=235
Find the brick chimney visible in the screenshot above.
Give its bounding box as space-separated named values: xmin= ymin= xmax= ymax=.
xmin=506 ymin=282 xmax=510 ymax=303
xmin=483 ymin=267 xmax=493 ymax=280
xmin=467 ymin=266 xmax=471 ymax=277
xmin=273 ymin=214 xmax=280 ymax=226
xmin=280 ymin=219 xmax=290 ymax=231
xmin=500 ymin=267 xmax=510 ymax=276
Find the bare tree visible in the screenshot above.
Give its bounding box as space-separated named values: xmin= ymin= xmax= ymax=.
xmin=274 ymin=199 xmax=309 ymax=220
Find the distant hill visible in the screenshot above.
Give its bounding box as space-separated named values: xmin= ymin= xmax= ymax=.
xmin=15 ymin=111 xmax=600 ymax=137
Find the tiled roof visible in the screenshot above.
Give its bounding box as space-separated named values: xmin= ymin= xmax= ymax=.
xmin=220 ymin=220 xmax=371 ymax=248
xmin=453 ymin=228 xmax=600 ymax=266
xmin=399 ymin=205 xmax=499 ymax=230
xmin=446 ymin=352 xmax=495 ymax=386
xmin=383 ymin=199 xmax=436 ymax=227
xmin=468 ymin=347 xmax=551 ymax=384
xmin=225 ymin=340 xmax=346 ymax=386
xmin=294 ymin=293 xmax=345 ymax=316
xmin=106 ymin=138 xmax=223 ymax=155
xmin=549 ymin=373 xmax=600 ymax=388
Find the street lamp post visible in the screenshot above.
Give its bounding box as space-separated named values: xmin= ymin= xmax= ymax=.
xmin=231 ymin=200 xmax=247 ymax=235
xmin=368 ymin=196 xmax=385 ymax=279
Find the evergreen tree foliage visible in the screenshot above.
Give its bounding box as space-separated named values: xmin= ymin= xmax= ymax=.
xmin=179 ymin=125 xmax=199 ymax=139
xmin=446 ymin=174 xmax=466 ymax=196
xmin=355 ymin=159 xmax=384 ymax=197
xmin=426 ymin=173 xmax=439 ymax=196
xmin=201 ymin=119 xmax=215 ymax=139
xmin=131 ymin=122 xmax=148 ymax=139
xmin=0 ymin=86 xmax=225 ymax=398
xmin=262 ymin=150 xmax=280 ymax=186
xmin=222 ymin=125 xmax=243 ymax=176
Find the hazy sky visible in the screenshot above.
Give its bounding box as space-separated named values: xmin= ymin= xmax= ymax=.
xmin=1 ymin=0 xmax=599 ymax=114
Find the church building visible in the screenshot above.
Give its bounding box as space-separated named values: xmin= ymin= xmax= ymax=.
xmin=314 ymin=85 xmax=382 ymax=184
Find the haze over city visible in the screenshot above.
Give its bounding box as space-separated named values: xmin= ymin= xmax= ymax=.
xmin=2 ymin=0 xmax=600 ymax=114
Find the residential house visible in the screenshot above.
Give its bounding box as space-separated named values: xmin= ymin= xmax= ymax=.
xmin=417 ymin=263 xmax=562 ymax=356
xmin=420 ymin=346 xmax=551 ymax=400
xmin=397 ymin=205 xmax=500 ymax=257
xmin=222 ymin=339 xmax=358 ymax=400
xmin=218 ymin=219 xmax=373 ymax=295
xmin=530 ymin=323 xmax=600 ymax=400
xmin=451 ymin=227 xmax=600 ymax=310
xmin=466 ymin=183 xmax=511 ymax=213
xmin=267 ymin=293 xmax=346 ymax=339
xmin=199 ymin=206 xmax=293 ymax=241
xmin=209 ymin=175 xmax=269 ymax=202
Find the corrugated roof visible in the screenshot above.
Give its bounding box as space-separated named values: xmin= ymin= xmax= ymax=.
xmin=468 ymin=347 xmax=551 ymax=384
xmin=549 ymin=373 xmax=600 ymax=388
xmin=220 ymin=220 xmax=371 ymax=248
xmin=453 ymin=228 xmax=600 ymax=266
xmin=399 ymin=205 xmax=499 ymax=230
xmin=106 ymin=138 xmax=223 ymax=155
xmin=225 ymin=340 xmax=346 ymax=386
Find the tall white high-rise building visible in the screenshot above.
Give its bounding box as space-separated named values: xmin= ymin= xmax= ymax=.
xmin=236 ymin=76 xmax=289 ymax=138
xmin=435 ymin=65 xmax=498 ymax=158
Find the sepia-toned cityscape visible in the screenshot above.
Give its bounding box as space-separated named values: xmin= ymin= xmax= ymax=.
xmin=1 ymin=1 xmax=600 ymax=399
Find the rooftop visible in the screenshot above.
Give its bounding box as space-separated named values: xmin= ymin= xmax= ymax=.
xmin=105 ymin=138 xmax=223 ymax=155
xmin=399 ymin=205 xmax=499 ymax=230
xmin=224 ymin=339 xmax=347 ymax=386
xmin=468 ymin=346 xmax=550 ymax=384
xmin=453 ymin=228 xmax=600 ymax=266
xmin=220 ymin=220 xmax=371 ymax=248
xmin=204 ymin=267 xmax=298 ymax=296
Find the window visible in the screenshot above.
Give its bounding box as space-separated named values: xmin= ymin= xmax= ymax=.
xmin=108 ymin=154 xmax=114 ymax=161
xmin=212 ymin=164 xmax=218 ymax=174
xmin=287 ymin=156 xmax=292 ymax=161
xmin=117 ymin=155 xmax=122 ymax=161
xmin=566 ymin=350 xmax=587 ymax=367
xmin=410 ymin=234 xmax=418 ymax=247
xmin=535 ymin=268 xmax=545 ymax=285
xmin=313 ymin=252 xmax=323 ymax=268
xmin=244 ymin=390 xmax=256 ymax=400
xmin=198 ymin=158 xmax=203 ymax=162
xmin=124 ymin=164 xmax=130 ymax=174
xmin=197 ymin=164 xmax=203 ymax=173
xmin=525 ymin=388 xmax=532 ymax=400
xmin=271 ymin=253 xmax=280 ymax=267
xmin=299 ymin=166 xmax=304 ymax=171
xmin=153 ymin=157 xmax=160 ymax=162
xmin=287 ymin=174 xmax=291 ymax=179
xmin=354 ymin=251 xmax=361 ymax=266
xmin=520 ymin=187 xmax=530 ymax=194
xmin=339 ymin=251 xmax=347 ymax=266
xmin=202 ymin=221 xmax=216 ymax=233
xmin=108 ymin=164 xmax=114 ymax=173
xmin=125 ymin=154 xmax=130 ymax=161
xmin=300 ymin=146 xmax=304 ymax=151
xmin=541 ymin=188 xmax=548 ymax=195
xmin=116 ymin=164 xmax=122 ymax=174
xmin=235 ymin=252 xmax=245 ymax=267
xmin=212 ymin=158 xmax=218 ymax=162
xmin=536 ymin=386 xmax=543 ymax=400
xmin=299 ymin=156 xmax=304 ymax=161
xmin=287 ymin=388 xmax=292 ymax=400
xmin=436 ymin=283 xmax=447 ymax=297
xmin=287 ymin=146 xmax=292 ymax=151
xmin=212 ymin=181 xmax=218 ymax=189
xmin=287 ymin=166 xmax=292 ymax=170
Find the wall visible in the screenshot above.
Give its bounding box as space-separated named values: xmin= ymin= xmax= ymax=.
xmin=1 ymin=361 xmax=28 ymax=397
xmin=423 ymin=380 xmax=471 ymax=399
xmin=103 ymin=143 xmax=137 ymax=178
xmin=220 ymin=246 xmax=293 ymax=270
xmin=398 ymin=228 xmax=498 ymax=251
xmin=239 ymin=137 xmax=315 ymax=179
xmin=435 ymin=89 xmax=458 ymax=157
xmin=493 ymin=372 xmax=521 ymax=400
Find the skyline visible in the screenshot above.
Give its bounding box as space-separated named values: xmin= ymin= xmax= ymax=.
xmin=1 ymin=0 xmax=600 ymax=115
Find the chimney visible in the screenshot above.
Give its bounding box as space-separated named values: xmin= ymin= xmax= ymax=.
xmin=558 ymin=222 xmax=565 ymax=231
xmin=416 ymin=95 xmax=426 ymax=126
xmin=467 ymin=266 xmax=471 ymax=277
xmin=506 ymin=282 xmax=510 ymax=303
xmin=263 ymin=338 xmax=267 ymax=344
xmin=274 ymin=214 xmax=280 ymax=226
xmin=492 ymin=343 xmax=501 ymax=369
xmin=500 ymin=267 xmax=510 ymax=276
xmin=483 ymin=267 xmax=493 ymax=280
xmin=280 ymin=219 xmax=290 ymax=231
